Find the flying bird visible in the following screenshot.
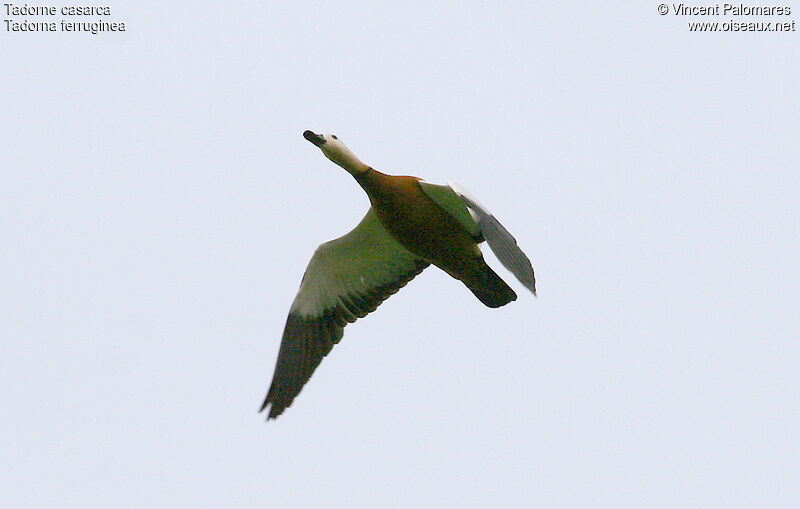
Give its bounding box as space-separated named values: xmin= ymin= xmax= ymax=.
xmin=260 ymin=130 xmax=536 ymax=419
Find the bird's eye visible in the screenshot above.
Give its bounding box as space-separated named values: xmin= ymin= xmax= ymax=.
xmin=331 ymin=135 xmax=338 ymax=140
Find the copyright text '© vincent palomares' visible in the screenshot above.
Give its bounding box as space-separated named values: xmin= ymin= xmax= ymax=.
xmin=666 ymin=3 xmax=790 ymax=15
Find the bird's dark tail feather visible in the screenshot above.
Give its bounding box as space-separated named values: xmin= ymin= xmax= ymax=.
xmin=463 ymin=260 xmax=517 ymax=308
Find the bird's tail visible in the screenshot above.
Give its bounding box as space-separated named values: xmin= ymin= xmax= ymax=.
xmin=462 ymin=259 xmax=517 ymax=308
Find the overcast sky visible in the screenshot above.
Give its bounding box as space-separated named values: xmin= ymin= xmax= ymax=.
xmin=2 ymin=1 xmax=799 ymax=507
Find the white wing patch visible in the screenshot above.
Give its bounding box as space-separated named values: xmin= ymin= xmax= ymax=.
xmin=290 ymin=208 xmax=427 ymax=316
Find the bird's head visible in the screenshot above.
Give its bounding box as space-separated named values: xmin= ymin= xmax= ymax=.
xmin=303 ymin=130 xmax=368 ymax=175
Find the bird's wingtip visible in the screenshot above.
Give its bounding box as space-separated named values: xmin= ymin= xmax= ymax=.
xmin=259 ymin=397 xmax=287 ymax=421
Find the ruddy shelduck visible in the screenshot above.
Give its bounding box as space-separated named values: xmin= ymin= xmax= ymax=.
xmin=261 ymin=131 xmax=536 ymax=419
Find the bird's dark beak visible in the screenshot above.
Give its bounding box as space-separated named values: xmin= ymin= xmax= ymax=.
xmin=303 ymin=130 xmax=326 ymax=147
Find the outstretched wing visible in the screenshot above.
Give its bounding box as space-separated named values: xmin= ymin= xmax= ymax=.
xmin=420 ymin=180 xmax=536 ymax=295
xmin=448 ymin=181 xmax=536 ymax=295
xmin=261 ymin=208 xmax=429 ymax=419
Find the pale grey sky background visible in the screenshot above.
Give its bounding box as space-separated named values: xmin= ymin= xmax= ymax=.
xmin=2 ymin=1 xmax=798 ymax=507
